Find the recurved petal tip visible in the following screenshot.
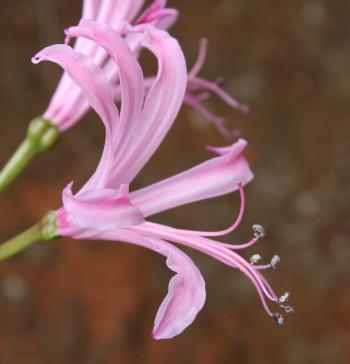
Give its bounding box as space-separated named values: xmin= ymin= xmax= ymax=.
xmin=31 ymin=55 xmax=41 ymax=64
xmin=151 ymin=248 xmax=206 ymax=340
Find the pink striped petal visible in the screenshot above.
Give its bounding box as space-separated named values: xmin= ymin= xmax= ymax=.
xmin=130 ymin=139 xmax=253 ymax=217
xmin=136 ymin=0 xmax=178 ymax=29
xmin=151 ymin=238 xmax=206 ymax=339
xmin=44 ymin=0 xmax=146 ymax=130
xmin=32 ymin=44 xmax=118 ymax=137
xmin=32 ymin=45 xmax=119 ymax=188
xmin=91 ymin=229 xmax=206 ymax=339
xmin=62 ymin=183 xmax=144 ymax=231
xmin=82 ymin=0 xmax=103 ymax=19
xmin=109 ymin=24 xmax=187 ymax=185
xmin=64 ymin=20 xmax=144 ymax=170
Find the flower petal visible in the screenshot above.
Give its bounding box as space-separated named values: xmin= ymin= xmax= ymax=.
xmin=44 ymin=0 xmax=147 ymax=130
xmin=151 ymin=238 xmax=206 ymax=339
xmin=33 ymin=44 xmax=124 ymax=190
xmin=62 ymin=183 xmax=144 ymax=231
xmin=109 ymin=24 xmax=187 ymax=185
xmin=92 ymin=229 xmax=206 ymax=339
xmin=130 ymin=139 xmax=253 ymax=217
xmin=65 ymin=20 xmax=144 ymax=166
xmin=32 ymin=44 xmax=118 ymax=136
xmin=136 ymin=0 xmax=179 ymax=29
xmin=97 ymin=0 xmax=146 ymax=27
xmin=82 ymin=0 xmax=103 ymax=19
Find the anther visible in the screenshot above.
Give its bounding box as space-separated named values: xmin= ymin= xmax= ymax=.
xmin=272 ymin=313 xmax=284 ymax=327
xmin=282 ymin=305 xmax=295 ymax=314
xmin=270 ymin=255 xmax=281 ymax=269
xmin=250 ymin=254 xmax=262 ymax=265
xmin=278 ymin=291 xmax=290 ymax=304
xmin=252 ymin=224 xmax=265 ymax=238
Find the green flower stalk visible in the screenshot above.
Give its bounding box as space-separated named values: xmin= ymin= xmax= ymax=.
xmin=0 ymin=117 xmax=59 ymax=193
xmin=0 ymin=211 xmax=57 ymax=261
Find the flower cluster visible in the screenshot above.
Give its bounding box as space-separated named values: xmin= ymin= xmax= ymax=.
xmin=0 ymin=0 xmax=293 ymax=340
xmin=31 ymin=12 xmax=293 ymax=339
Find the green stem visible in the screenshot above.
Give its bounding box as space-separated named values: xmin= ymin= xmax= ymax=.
xmin=0 ymin=224 xmax=43 ymax=261
xmin=0 ymin=211 xmax=57 ymax=262
xmin=0 ymin=140 xmax=38 ymax=193
xmin=0 ymin=117 xmax=60 ymax=193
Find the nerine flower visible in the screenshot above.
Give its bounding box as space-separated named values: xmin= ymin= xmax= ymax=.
xmin=0 ymin=0 xmax=247 ymax=193
xmin=33 ymin=21 xmax=292 ymax=339
xmin=45 ymin=0 xmax=246 ymax=135
xmin=45 ymin=0 xmax=176 ymax=131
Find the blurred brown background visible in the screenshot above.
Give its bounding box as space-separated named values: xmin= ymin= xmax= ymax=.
xmin=0 ymin=0 xmax=349 ymax=363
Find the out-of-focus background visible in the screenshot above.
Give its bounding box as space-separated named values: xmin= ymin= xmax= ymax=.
xmin=0 ymin=0 xmax=349 ymax=363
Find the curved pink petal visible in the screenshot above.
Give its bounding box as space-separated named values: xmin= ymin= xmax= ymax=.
xmin=32 ymin=44 xmax=118 ymax=136
xmin=32 ymin=44 xmax=123 ymax=190
xmin=90 ymin=229 xmax=206 ymax=339
xmin=99 ymin=0 xmax=146 ymax=27
xmin=62 ymin=183 xmax=144 ymax=231
xmin=44 ymin=0 xmax=146 ymax=130
xmin=136 ymin=0 xmax=178 ymax=29
xmin=130 ymin=139 xmax=253 ymax=217
xmin=108 ymin=24 xmax=187 ymax=185
xmin=151 ymin=238 xmax=205 ymax=339
xmin=65 ymin=19 xmax=144 ymax=180
xmin=82 ymin=0 xmax=104 ymax=19
xmin=76 ymin=0 xmax=146 ymax=59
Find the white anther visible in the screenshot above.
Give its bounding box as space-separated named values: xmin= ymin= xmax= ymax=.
xmin=250 ymin=254 xmax=262 ymax=265
xmin=273 ymin=313 xmax=284 ymax=327
xmin=252 ymin=224 xmax=266 ymax=238
xmin=282 ymin=305 xmax=295 ymax=314
xmin=270 ymin=255 xmax=281 ymax=269
xmin=278 ymin=291 xmax=290 ymax=304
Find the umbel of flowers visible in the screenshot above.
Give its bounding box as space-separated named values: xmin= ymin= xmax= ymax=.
xmin=0 ymin=20 xmax=293 ymax=339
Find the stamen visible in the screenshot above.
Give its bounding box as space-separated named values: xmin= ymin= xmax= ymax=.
xmin=173 ymin=182 xmax=245 ymax=237
xmin=189 ymin=77 xmax=250 ymax=114
xmin=188 ymin=38 xmax=209 ymax=79
xmin=272 ymin=313 xmax=284 ymax=327
xmin=194 ymin=91 xmax=211 ymax=102
xmin=134 ymin=223 xmax=284 ymax=323
xmin=184 ymin=94 xmax=238 ymax=139
xmin=250 ymin=254 xmax=262 ymax=265
xmin=217 ymin=236 xmax=259 ymax=250
xmin=278 ymin=291 xmax=290 ymax=304
xmin=281 ymin=305 xmax=295 ymax=314
xmin=271 ymin=255 xmax=281 ymax=269
xmin=253 ymin=224 xmax=265 ymax=238
xmin=254 ymin=263 xmax=272 ymax=270
xmin=189 ymin=235 xmax=279 ymax=303
xmin=256 ymin=272 xmax=278 ymax=301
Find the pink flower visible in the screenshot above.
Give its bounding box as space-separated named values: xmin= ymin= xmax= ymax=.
xmin=44 ymin=0 xmax=178 ymax=131
xmin=33 ymin=21 xmax=292 ymax=339
xmin=42 ymin=0 xmax=246 ymax=137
